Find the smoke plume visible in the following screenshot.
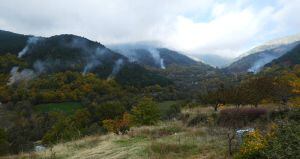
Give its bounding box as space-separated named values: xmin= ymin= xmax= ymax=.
xmin=18 ymin=36 xmax=41 ymax=58
xmin=108 ymin=59 xmax=124 ymax=79
xmin=8 ymin=67 xmax=36 ymax=85
xmin=68 ymin=37 xmax=109 ymax=74
xmin=248 ymin=54 xmax=277 ymax=73
xmin=109 ymin=43 xmax=166 ymax=69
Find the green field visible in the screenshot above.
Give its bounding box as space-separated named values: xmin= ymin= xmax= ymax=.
xmin=158 ymin=101 xmax=180 ymax=107
xmin=34 ymin=102 xmax=83 ymax=114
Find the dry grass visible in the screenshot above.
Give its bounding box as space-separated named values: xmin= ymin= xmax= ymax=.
xmin=4 ymin=121 xmax=229 ymax=159
xmin=2 ymin=103 xmax=294 ymax=159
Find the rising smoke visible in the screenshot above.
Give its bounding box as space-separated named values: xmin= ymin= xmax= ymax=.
xmin=109 ymin=43 xmax=166 ymax=69
xmin=248 ymin=54 xmax=277 ymax=73
xmin=160 ymin=59 xmax=166 ymax=69
xmin=148 ymin=48 xmax=165 ymax=69
xmin=9 ymin=36 xmax=126 ymax=84
xmin=8 ymin=67 xmax=36 ymax=85
xmin=108 ymin=59 xmax=124 ymax=79
xmin=68 ymin=37 xmax=110 ymax=75
xmin=82 ymin=59 xmax=102 ymax=75
xmin=18 ymin=36 xmax=41 ymax=58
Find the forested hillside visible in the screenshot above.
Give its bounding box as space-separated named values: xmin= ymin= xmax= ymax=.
xmin=0 ymin=30 xmax=299 ymax=159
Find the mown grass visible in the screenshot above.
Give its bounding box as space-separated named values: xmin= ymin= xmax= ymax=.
xmin=34 ymin=102 xmax=83 ymax=114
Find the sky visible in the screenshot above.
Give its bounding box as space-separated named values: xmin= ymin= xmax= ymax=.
xmin=0 ymin=0 xmax=299 ymax=58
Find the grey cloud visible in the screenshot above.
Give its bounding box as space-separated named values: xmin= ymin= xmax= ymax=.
xmin=0 ymin=0 xmax=299 ymax=58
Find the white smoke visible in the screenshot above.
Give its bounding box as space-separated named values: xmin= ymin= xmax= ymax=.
xmin=160 ymin=58 xmax=166 ymax=69
xmin=248 ymin=54 xmax=277 ymax=73
xmin=109 ymin=43 xmax=166 ymax=69
xmin=148 ymin=48 xmax=165 ymax=69
xmin=82 ymin=60 xmax=102 ymax=75
xmin=18 ymin=36 xmax=40 ymax=58
xmin=8 ymin=67 xmax=36 ymax=85
xmin=33 ymin=60 xmax=47 ymax=74
xmin=68 ymin=37 xmax=109 ymax=74
xmin=108 ymin=59 xmax=124 ymax=79
xmin=95 ymin=47 xmax=108 ymax=56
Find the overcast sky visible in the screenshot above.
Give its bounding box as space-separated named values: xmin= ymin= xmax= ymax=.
xmin=0 ymin=0 xmax=299 ymax=58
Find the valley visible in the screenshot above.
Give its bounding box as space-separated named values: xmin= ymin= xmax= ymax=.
xmin=0 ymin=30 xmax=299 ymax=159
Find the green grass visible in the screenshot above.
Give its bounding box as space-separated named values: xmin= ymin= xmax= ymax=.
xmin=114 ymin=136 xmax=148 ymax=147
xmin=34 ymin=102 xmax=83 ymax=114
xmin=158 ymin=101 xmax=180 ymax=108
xmin=158 ymin=100 xmax=182 ymax=120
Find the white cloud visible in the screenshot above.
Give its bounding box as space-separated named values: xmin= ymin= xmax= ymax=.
xmin=165 ymin=5 xmax=276 ymax=57
xmin=0 ymin=0 xmax=299 ymax=58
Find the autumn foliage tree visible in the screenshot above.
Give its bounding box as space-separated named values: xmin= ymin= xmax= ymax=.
xmin=131 ymin=97 xmax=160 ymax=125
xmin=102 ymin=113 xmax=132 ymax=134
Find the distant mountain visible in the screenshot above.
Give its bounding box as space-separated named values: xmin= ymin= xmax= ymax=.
xmin=0 ymin=30 xmax=172 ymax=87
xmin=265 ymin=43 xmax=300 ymax=68
xmin=196 ymin=54 xmax=233 ymax=68
xmin=108 ymin=43 xmax=199 ymax=69
xmin=0 ymin=30 xmax=28 ymax=54
xmin=109 ymin=43 xmax=231 ymax=97
xmin=226 ymin=34 xmax=300 ymax=73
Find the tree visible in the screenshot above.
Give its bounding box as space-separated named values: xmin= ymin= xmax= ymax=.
xmin=72 ymin=109 xmax=92 ymax=134
xmin=93 ymin=101 xmax=126 ymax=122
xmin=203 ymin=84 xmax=227 ymax=111
xmin=42 ymin=117 xmax=78 ymax=145
xmin=0 ymin=129 xmax=9 ymax=155
xmin=131 ymin=97 xmax=160 ymax=125
xmin=0 ymin=54 xmax=27 ymax=73
xmin=102 ymin=112 xmax=132 ymax=134
xmin=272 ymin=77 xmax=293 ymax=107
xmin=245 ymin=77 xmax=274 ymax=107
xmin=225 ymin=85 xmax=248 ymax=108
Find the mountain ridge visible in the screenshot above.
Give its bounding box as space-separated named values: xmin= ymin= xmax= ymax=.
xmin=0 ymin=30 xmax=172 ymax=87
xmin=226 ymin=34 xmax=300 ymax=73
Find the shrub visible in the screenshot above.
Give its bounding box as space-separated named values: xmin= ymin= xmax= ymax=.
xmin=179 ymin=113 xmax=190 ymax=124
xmin=131 ymin=97 xmax=160 ymax=125
xmin=103 ymin=113 xmax=132 ymax=134
xmin=102 ymin=119 xmax=116 ymax=133
xmin=236 ymin=122 xmax=300 ymax=159
xmin=93 ymin=101 xmax=126 ymax=122
xmin=42 ymin=117 xmax=79 ymax=145
xmin=235 ymin=130 xmax=267 ymax=159
xmin=263 ymin=122 xmax=300 ymax=158
xmin=151 ymin=126 xmax=183 ymax=139
xmin=269 ymin=109 xmax=290 ymax=120
xmin=160 ymin=104 xmax=181 ymax=120
xmin=219 ymin=108 xmax=267 ymax=128
xmin=0 ymin=129 xmax=9 ymax=155
xmin=187 ymin=114 xmax=208 ymax=127
xmin=269 ymin=108 xmax=300 ymax=121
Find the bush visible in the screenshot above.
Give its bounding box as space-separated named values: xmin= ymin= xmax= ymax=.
xmin=263 ymin=122 xmax=300 ymax=158
xmin=269 ymin=108 xmax=300 ymax=121
xmin=103 ymin=113 xmax=132 ymax=134
xmin=133 ymin=125 xmax=183 ymax=139
xmin=269 ymin=109 xmax=288 ymax=120
xmin=0 ymin=129 xmax=9 ymax=155
xmin=93 ymin=101 xmax=126 ymax=122
xmin=42 ymin=117 xmax=79 ymax=145
xmin=131 ymin=97 xmax=160 ymax=125
xmin=235 ymin=130 xmax=267 ymax=159
xmin=236 ymin=122 xmax=300 ymax=159
xmin=187 ymin=114 xmax=208 ymax=127
xmin=160 ymin=104 xmax=181 ymax=120
xmin=219 ymin=108 xmax=267 ymax=128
